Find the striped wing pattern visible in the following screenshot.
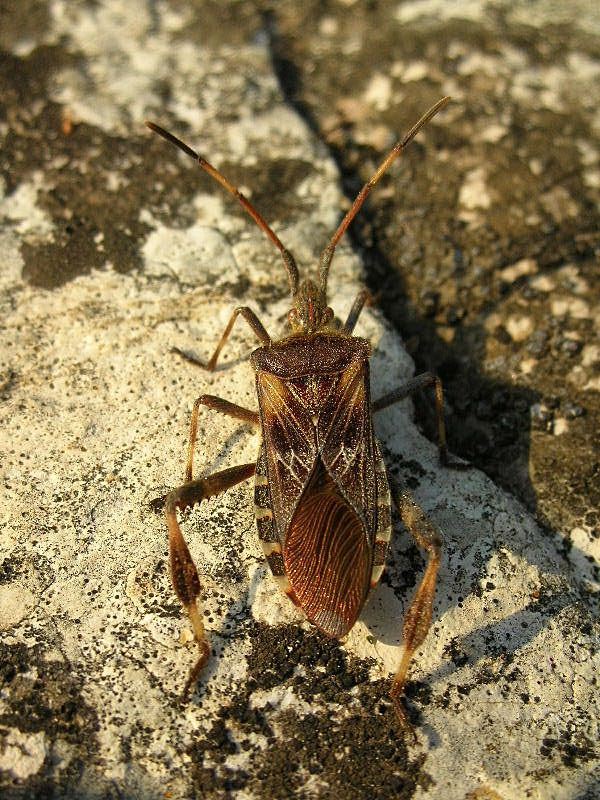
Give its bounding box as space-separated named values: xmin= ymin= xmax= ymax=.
xmin=284 ymin=458 xmax=370 ymax=636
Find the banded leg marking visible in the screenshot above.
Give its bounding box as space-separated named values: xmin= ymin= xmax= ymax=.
xmin=371 ymin=545 xmax=388 ymax=587
xmin=254 ymin=446 xmax=295 ymax=596
xmin=254 ymin=448 xmax=278 ymax=544
xmin=266 ymin=551 xmax=285 ymax=576
xmin=254 ymin=446 xmax=291 ymax=593
xmin=371 ymin=444 xmax=392 ymax=587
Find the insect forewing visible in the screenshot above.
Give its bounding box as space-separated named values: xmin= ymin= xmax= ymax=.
xmin=255 ymin=338 xmax=378 ymax=637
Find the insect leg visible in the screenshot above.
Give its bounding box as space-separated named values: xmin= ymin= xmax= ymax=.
xmin=373 ymin=373 xmax=468 ymax=468
xmin=184 ymin=394 xmax=259 ymax=483
xmin=165 ymin=462 xmax=256 ymax=699
xmin=342 ymin=288 xmax=374 ymax=334
xmin=173 ymin=306 xmax=271 ymax=371
xmin=149 ymin=396 xmax=258 ymax=512
xmin=389 ymin=486 xmax=442 ymax=737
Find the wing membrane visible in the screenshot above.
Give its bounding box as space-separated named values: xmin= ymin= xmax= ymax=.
xmin=284 ymin=458 xmax=370 ymax=637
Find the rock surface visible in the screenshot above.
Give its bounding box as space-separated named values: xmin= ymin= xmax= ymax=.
xmin=1 ymin=2 xmax=598 ymax=799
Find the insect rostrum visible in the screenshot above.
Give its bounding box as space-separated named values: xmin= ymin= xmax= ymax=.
xmin=147 ymin=96 xmax=459 ymax=734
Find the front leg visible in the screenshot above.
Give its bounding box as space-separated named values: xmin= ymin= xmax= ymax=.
xmin=390 ymin=486 xmax=442 ymax=737
xmin=166 ymin=462 xmax=256 ymax=698
xmin=342 ymin=288 xmax=375 ymax=334
xmin=173 ymin=306 xmax=270 ymax=371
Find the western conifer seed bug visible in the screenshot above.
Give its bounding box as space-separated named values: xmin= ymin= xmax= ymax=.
xmin=146 ymin=96 xmax=464 ymax=733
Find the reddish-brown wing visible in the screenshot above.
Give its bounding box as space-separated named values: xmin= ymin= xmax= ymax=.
xmin=318 ymin=359 xmax=377 ymax=540
xmin=257 ymin=359 xmax=375 ymax=637
xmin=256 ymin=371 xmax=318 ymax=542
xmin=284 ymin=457 xmax=371 ymax=636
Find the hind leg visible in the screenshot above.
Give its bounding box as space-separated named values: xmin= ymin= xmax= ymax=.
xmin=165 ymin=462 xmax=256 ymax=698
xmin=390 ymin=486 xmax=442 ymax=736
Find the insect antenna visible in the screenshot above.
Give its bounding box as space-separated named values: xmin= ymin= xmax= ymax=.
xmin=145 ymin=121 xmax=299 ymax=296
xmin=317 ymin=95 xmax=451 ymax=295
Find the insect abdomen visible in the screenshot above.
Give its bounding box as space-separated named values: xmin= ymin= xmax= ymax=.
xmin=254 ymin=444 xmax=297 ymax=599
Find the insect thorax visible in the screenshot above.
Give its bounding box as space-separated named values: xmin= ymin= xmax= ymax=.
xmin=250 ymin=332 xmax=370 ymax=379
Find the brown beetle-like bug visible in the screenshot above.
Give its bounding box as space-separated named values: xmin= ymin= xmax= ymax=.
xmin=147 ymin=96 xmax=460 ymax=730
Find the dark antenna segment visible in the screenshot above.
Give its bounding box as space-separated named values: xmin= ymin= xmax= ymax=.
xmin=145 ymin=121 xmax=299 ymax=296
xmin=317 ymin=96 xmax=451 ymax=294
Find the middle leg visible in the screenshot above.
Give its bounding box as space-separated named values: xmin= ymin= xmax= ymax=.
xmin=184 ymin=394 xmax=259 ymax=483
xmin=149 ymin=394 xmax=258 ymax=513
xmin=373 ymin=372 xmax=468 ymax=467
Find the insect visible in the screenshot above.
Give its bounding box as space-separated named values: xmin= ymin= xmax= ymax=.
xmin=146 ymin=96 xmax=461 ymax=731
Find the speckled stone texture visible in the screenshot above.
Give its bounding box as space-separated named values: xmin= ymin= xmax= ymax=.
xmin=1 ymin=2 xmax=598 ymax=799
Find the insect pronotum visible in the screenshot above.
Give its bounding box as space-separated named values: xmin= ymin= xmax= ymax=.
xmin=147 ymin=96 xmax=461 ymax=732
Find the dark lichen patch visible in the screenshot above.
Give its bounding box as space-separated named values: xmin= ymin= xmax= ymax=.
xmin=0 ymin=642 xmax=97 ymax=741
xmin=0 ymin=48 xmax=75 ymax=181
xmin=4 ymin=107 xmax=184 ymax=287
xmin=0 ymin=555 xmax=22 ymax=585
xmin=540 ymin=725 xmax=598 ymax=769
xmin=442 ymin=637 xmax=470 ymax=669
xmin=0 ymin=0 xmax=50 ymax=52
xmin=218 ymin=157 xmax=318 ymax=228
xmin=246 ymin=623 xmax=372 ymax=699
xmin=1 ymin=44 xmax=150 ymax=287
xmin=248 ymin=704 xmax=421 ymax=800
xmin=188 ymin=622 xmax=424 ymax=800
xmin=0 ymin=39 xmax=316 ymax=290
xmin=0 ymin=368 xmax=19 ymax=401
xmin=0 ymin=551 xmax=54 ymax=596
xmin=0 ymin=641 xmax=101 ymax=800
